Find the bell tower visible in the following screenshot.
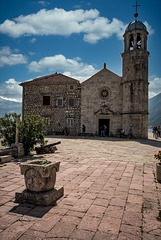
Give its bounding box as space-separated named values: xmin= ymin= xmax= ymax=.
xmin=122 ymin=2 xmax=149 ymax=138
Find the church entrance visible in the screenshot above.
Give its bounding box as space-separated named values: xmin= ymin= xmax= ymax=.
xmin=99 ymin=119 xmax=110 ymax=136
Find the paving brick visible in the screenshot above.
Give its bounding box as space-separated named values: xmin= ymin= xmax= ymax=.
xmin=0 ymin=220 xmax=33 ymax=240
xmin=143 ymin=218 xmax=161 ymax=235
xmin=110 ymin=197 xmax=126 ymax=207
xmin=66 ymin=210 xmax=85 ymax=218
xmin=61 ymin=215 xmax=81 ymax=225
xmin=118 ymin=232 xmax=140 ymax=240
xmin=122 ymin=211 xmax=142 ymax=227
xmin=72 ymin=198 xmax=93 ymax=212
xmin=93 ymin=197 xmax=110 ymax=207
xmin=70 ymin=228 xmax=95 ymax=240
xmin=31 ymin=215 xmax=61 ymax=232
xmin=93 ymin=231 xmax=118 ymax=240
xmin=143 ymin=233 xmax=161 ymax=240
xmin=98 ymin=216 xmax=121 ymax=235
xmin=46 ymin=222 xmax=76 ymax=238
xmin=86 ymin=204 xmax=106 ymax=218
xmin=77 ymin=215 xmax=101 ymax=232
xmin=120 ymin=224 xmax=142 ymax=238
xmin=125 ymin=202 xmax=142 ymax=213
xmin=0 ymin=213 xmax=20 ymax=230
xmin=104 ymin=205 xmax=124 ymax=219
xmin=18 ymin=230 xmax=46 ymax=240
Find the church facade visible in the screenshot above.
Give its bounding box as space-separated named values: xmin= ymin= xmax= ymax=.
xmin=20 ymin=19 xmax=149 ymax=138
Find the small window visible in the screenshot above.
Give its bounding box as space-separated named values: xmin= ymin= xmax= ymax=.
xmin=70 ymin=85 xmax=74 ymax=90
xmin=43 ymin=96 xmax=50 ymax=105
xmin=56 ymin=98 xmax=63 ymax=107
xmin=68 ymin=98 xmax=74 ymax=107
xmin=67 ymin=118 xmax=74 ymax=127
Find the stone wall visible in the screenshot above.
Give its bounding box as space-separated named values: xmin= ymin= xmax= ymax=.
xmin=22 ymin=81 xmax=81 ymax=135
xmin=0 ymin=143 xmax=24 ymax=158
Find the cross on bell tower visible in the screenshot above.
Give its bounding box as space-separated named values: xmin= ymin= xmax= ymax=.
xmin=133 ymin=0 xmax=141 ymax=19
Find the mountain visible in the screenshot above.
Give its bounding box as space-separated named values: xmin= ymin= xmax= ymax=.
xmin=149 ymin=93 xmax=161 ymax=127
xmin=0 ymin=97 xmax=22 ymax=117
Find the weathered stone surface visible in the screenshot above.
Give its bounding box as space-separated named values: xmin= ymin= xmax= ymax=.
xmin=15 ymin=187 xmax=64 ymax=205
xmin=0 ymin=155 xmax=13 ymax=163
xmin=0 ymin=143 xmax=24 ymax=158
xmin=20 ymin=160 xmax=60 ymax=192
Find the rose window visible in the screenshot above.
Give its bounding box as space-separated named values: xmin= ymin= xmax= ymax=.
xmin=100 ymin=89 xmax=109 ymax=99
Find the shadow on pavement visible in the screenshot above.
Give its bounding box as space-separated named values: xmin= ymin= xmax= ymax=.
xmin=9 ymin=202 xmax=53 ymax=218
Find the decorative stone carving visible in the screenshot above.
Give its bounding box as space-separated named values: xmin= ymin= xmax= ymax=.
xmin=20 ymin=160 xmax=59 ymax=192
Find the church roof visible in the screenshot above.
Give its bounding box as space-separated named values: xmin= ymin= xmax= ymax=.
xmin=81 ymin=66 xmax=121 ymax=85
xmin=125 ymin=20 xmax=147 ymax=32
xmin=20 ymin=73 xmax=79 ymax=86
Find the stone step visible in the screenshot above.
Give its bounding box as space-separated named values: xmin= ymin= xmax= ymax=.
xmin=0 ymin=155 xmax=14 ymax=163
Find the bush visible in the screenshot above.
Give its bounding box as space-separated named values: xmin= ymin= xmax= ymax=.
xmin=0 ymin=113 xmax=47 ymax=155
xmin=19 ymin=115 xmax=46 ymax=155
xmin=0 ymin=113 xmax=20 ymax=146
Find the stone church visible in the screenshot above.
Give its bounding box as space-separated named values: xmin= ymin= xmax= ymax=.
xmin=20 ymin=18 xmax=149 ymax=138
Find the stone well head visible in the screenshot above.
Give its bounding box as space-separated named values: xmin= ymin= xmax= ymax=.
xmin=20 ymin=160 xmax=60 ymax=192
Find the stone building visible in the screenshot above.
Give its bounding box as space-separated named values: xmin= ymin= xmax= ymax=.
xmin=20 ymin=18 xmax=149 ymax=138
xmin=20 ymin=74 xmax=81 ymax=135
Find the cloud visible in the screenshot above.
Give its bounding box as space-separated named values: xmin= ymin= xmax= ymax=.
xmin=28 ymin=54 xmax=97 ymax=81
xmin=38 ymin=1 xmax=50 ymax=6
xmin=149 ymin=75 xmax=161 ymax=98
xmin=144 ymin=21 xmax=154 ymax=35
xmin=30 ymin=37 xmax=37 ymax=43
xmin=0 ymin=46 xmax=27 ymax=67
xmin=0 ymin=78 xmax=22 ymax=102
xmin=0 ymin=8 xmax=129 ymax=43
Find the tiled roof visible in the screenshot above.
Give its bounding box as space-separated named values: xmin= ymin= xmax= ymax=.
xmin=20 ymin=73 xmax=80 ymax=86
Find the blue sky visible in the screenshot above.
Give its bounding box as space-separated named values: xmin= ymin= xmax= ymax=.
xmin=0 ymin=0 xmax=161 ymax=107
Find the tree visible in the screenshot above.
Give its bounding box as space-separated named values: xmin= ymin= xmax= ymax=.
xmin=19 ymin=115 xmax=46 ymax=155
xmin=0 ymin=113 xmax=20 ymax=146
xmin=0 ymin=113 xmax=47 ymax=155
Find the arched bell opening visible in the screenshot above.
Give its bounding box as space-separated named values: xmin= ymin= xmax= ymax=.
xmin=129 ymin=34 xmax=134 ymax=50
xmin=137 ymin=34 xmax=141 ymax=49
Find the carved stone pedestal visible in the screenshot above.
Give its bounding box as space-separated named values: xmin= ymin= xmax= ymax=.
xmin=15 ymin=159 xmax=64 ymax=205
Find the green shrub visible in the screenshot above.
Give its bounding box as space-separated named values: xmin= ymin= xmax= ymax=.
xmin=0 ymin=113 xmax=20 ymax=146
xmin=0 ymin=113 xmax=47 ymax=155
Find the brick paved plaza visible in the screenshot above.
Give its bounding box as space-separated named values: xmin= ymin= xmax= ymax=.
xmin=0 ymin=134 xmax=161 ymax=240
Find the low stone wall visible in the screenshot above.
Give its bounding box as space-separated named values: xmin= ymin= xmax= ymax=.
xmin=0 ymin=143 xmax=24 ymax=158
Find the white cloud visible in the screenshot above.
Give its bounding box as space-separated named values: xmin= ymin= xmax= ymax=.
xmin=30 ymin=37 xmax=37 ymax=43
xmin=38 ymin=1 xmax=50 ymax=6
xmin=149 ymin=75 xmax=161 ymax=98
xmin=144 ymin=21 xmax=154 ymax=35
xmin=0 ymin=46 xmax=27 ymax=67
xmin=0 ymin=78 xmax=22 ymax=102
xmin=28 ymin=54 xmax=97 ymax=81
xmin=0 ymin=8 xmax=129 ymax=43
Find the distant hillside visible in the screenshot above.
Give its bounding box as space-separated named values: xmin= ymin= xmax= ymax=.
xmin=0 ymin=94 xmax=160 ymax=127
xmin=149 ymin=93 xmax=161 ymax=127
xmin=0 ymin=97 xmax=22 ymax=117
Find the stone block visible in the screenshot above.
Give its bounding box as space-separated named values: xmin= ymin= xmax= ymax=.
xmin=0 ymin=155 xmax=13 ymax=163
xmin=15 ymin=187 xmax=64 ymax=206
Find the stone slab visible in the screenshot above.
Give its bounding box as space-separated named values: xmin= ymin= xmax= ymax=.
xmin=0 ymin=155 xmax=13 ymax=163
xmin=15 ymin=187 xmax=64 ymax=206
